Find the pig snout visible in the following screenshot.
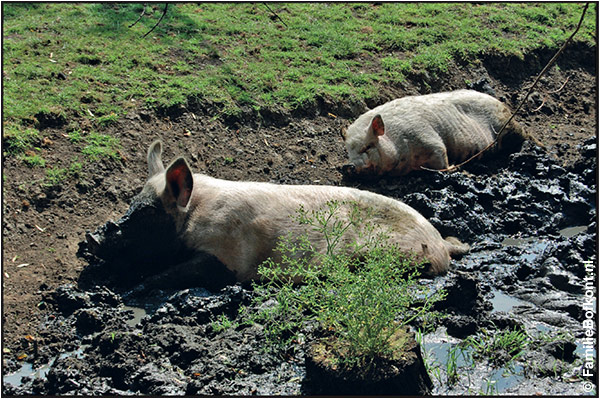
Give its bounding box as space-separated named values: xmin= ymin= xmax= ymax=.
xmin=341 ymin=163 xmax=356 ymax=175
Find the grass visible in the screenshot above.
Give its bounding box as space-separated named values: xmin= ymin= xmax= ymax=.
xmin=44 ymin=161 xmax=82 ymax=187
xmin=3 ymin=3 xmax=595 ymax=133
xmin=19 ymin=152 xmax=46 ymax=168
xmin=1 ymin=3 xmax=595 ymax=179
xmin=420 ymin=326 xmax=580 ymax=394
xmin=81 ymin=131 xmax=121 ymax=161
xmin=3 ymin=124 xmax=41 ymax=155
xmin=240 ymin=200 xmax=445 ymax=369
xmin=483 ymin=378 xmax=499 ymax=395
xmin=533 ymin=329 xmax=574 ymax=346
xmin=210 ymin=314 xmax=238 ymax=333
xmin=445 ymin=344 xmax=464 ymax=385
xmin=420 ymin=326 xmax=579 ymax=394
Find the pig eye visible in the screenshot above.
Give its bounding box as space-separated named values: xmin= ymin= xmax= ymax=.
xmin=359 ymin=144 xmax=374 ymax=154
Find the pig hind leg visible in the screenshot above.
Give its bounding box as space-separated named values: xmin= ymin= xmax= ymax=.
xmin=422 ymin=236 xmax=469 ymax=275
xmin=420 ymin=241 xmax=451 ymax=275
xmin=444 ymin=236 xmax=470 ymax=256
xmin=420 ymin=144 xmax=450 ymax=171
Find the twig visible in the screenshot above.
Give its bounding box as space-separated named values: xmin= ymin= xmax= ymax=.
xmin=532 ymin=97 xmax=546 ymax=112
xmin=420 ymin=165 xmax=445 ymax=173
xmin=549 ymin=76 xmax=570 ymax=94
xmin=263 ymin=3 xmax=288 ymax=28
xmin=142 ymin=3 xmax=169 ymax=38
xmin=129 ymin=4 xmax=147 ymax=28
xmin=531 ymin=76 xmax=571 ymax=114
xmin=426 ymin=2 xmax=589 ymax=174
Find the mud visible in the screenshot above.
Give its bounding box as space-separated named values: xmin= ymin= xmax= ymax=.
xmin=2 ymin=46 xmax=597 ymax=395
xmin=4 ymin=133 xmax=596 ymax=395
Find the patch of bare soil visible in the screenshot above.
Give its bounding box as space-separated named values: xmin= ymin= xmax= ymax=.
xmin=2 ymin=45 xmax=596 ymax=394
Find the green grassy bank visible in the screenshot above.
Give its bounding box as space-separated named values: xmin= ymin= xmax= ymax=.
xmin=2 ymin=2 xmax=595 ymax=156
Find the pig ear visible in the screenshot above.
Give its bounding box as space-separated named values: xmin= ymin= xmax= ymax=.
xmin=166 ymin=158 xmax=193 ymax=209
xmin=340 ymin=126 xmax=348 ymax=141
xmin=369 ymin=114 xmax=385 ymax=137
xmin=147 ymin=140 xmax=165 ymax=177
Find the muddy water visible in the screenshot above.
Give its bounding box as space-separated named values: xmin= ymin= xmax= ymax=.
xmin=3 ymin=363 xmax=50 ymax=388
xmin=2 ymin=140 xmax=596 ymax=395
xmin=122 ymin=305 xmax=147 ymax=327
xmin=422 ymin=329 xmax=526 ymax=395
xmin=559 ymin=225 xmax=589 ymax=238
xmin=3 ymin=347 xmax=87 ymax=388
xmin=490 ymin=289 xmax=527 ymax=312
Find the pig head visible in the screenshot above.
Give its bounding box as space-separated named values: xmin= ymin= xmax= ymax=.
xmin=138 ymin=141 xmax=469 ymax=282
xmin=342 ymin=90 xmax=526 ymax=176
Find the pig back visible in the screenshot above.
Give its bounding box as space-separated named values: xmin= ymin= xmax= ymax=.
xmin=253 ymin=183 xmax=446 ymax=265
xmin=375 ymin=90 xmax=505 ymax=164
xmin=184 ymin=177 xmax=453 ymax=278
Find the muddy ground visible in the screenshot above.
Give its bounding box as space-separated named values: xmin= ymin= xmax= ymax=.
xmin=2 ymin=45 xmax=597 ymax=395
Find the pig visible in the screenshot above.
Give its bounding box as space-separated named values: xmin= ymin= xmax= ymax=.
xmin=138 ymin=140 xmax=469 ymax=282
xmin=342 ymin=89 xmax=527 ymax=175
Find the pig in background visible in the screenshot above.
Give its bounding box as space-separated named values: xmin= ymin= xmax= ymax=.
xmin=342 ymin=89 xmax=529 ymax=176
xmin=130 ymin=140 xmax=469 ymax=282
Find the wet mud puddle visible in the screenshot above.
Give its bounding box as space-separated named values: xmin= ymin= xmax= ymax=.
xmin=422 ymin=328 xmax=525 ymax=395
xmin=122 ymin=305 xmax=148 ymax=328
xmin=490 ymin=289 xmax=528 ymax=312
xmin=3 ymin=347 xmax=88 ymax=388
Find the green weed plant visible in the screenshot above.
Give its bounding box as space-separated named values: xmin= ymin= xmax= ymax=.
xmin=44 ymin=161 xmax=82 ymax=187
xmin=464 ymin=326 xmax=530 ymax=367
xmin=243 ymin=200 xmax=445 ymax=369
xmin=81 ymin=131 xmax=121 ymax=161
xmin=19 ymin=152 xmax=46 ymax=168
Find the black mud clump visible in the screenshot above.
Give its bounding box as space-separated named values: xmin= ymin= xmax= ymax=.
xmin=433 ymin=271 xmax=491 ymax=338
xmin=34 ymin=110 xmax=67 ymax=129
xmin=77 ymin=191 xmax=235 ymax=291
xmin=304 ymin=327 xmax=433 ymax=395
xmin=77 ymin=192 xmax=186 ymax=281
xmin=570 ymin=135 xmax=597 ymax=188
xmin=385 ymin=142 xmax=595 ymax=242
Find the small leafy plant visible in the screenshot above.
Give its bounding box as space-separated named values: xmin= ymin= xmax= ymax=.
xmin=210 ymin=314 xmax=238 ymax=333
xmin=243 ymin=200 xmax=445 ymax=369
xmin=464 ymin=326 xmax=530 ymax=366
xmin=43 ymin=161 xmax=83 ymax=187
xmin=96 ymin=112 xmax=120 ymax=126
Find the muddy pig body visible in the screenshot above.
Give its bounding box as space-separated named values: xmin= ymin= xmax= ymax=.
xmin=342 ymin=90 xmax=527 ymax=175
xmin=140 ymin=141 xmax=469 ymax=281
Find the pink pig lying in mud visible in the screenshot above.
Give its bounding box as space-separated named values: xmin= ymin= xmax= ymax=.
xmin=141 ymin=141 xmax=469 ymax=282
xmin=342 ymin=89 xmax=527 ymax=176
